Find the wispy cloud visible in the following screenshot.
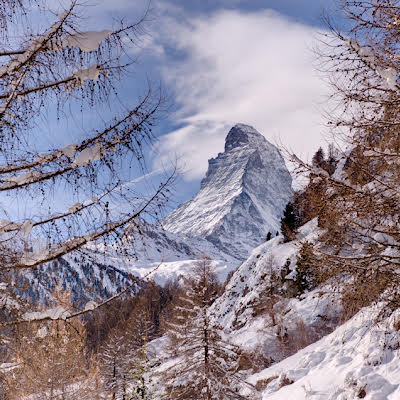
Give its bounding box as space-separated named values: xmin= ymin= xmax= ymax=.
xmin=150 ymin=7 xmax=330 ymax=180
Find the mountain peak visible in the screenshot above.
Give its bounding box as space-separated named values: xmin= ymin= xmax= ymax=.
xmin=163 ymin=124 xmax=293 ymax=260
xmin=224 ymin=123 xmax=265 ymax=152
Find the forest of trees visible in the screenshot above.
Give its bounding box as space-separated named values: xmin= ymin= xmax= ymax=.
xmin=0 ymin=0 xmax=399 ymax=398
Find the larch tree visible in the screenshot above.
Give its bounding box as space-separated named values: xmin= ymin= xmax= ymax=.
xmin=161 ymin=257 xmax=256 ymax=400
xmin=0 ymin=1 xmax=174 ymax=397
xmin=0 ymin=0 xmax=174 ymax=322
xmin=291 ymin=0 xmax=400 ymax=312
xmin=98 ymin=302 xmax=155 ymax=400
xmin=5 ymin=318 xmax=92 ymax=400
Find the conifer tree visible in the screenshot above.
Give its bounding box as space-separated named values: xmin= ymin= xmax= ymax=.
xmin=295 ymin=242 xmax=316 ymax=295
xmin=280 ymin=202 xmax=297 ymax=242
xmin=161 ymin=257 xmax=255 ymax=400
xmin=311 ymin=147 xmax=325 ymax=167
xmin=129 ymin=339 xmax=153 ymax=400
xmin=98 ymin=295 xmax=156 ymax=400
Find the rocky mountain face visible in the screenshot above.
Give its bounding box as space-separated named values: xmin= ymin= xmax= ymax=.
xmin=163 ymin=124 xmax=293 ymax=260
xmin=17 ymin=255 xmax=138 ymax=307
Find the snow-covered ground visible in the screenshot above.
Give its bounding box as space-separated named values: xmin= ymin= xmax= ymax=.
xmin=245 ymin=305 xmax=400 ymax=399
xmin=147 ymin=217 xmax=400 ymax=399
xmin=212 ymin=219 xmax=323 ymax=330
xmin=86 ymin=221 xmax=241 ymax=286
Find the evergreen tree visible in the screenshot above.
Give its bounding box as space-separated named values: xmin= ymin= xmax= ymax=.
xmin=295 ymin=242 xmax=316 ymax=295
xmin=311 ymin=147 xmax=325 ymax=167
xmin=280 ymin=202 xmax=297 ymax=242
xmin=161 ymin=257 xmax=255 ymax=400
xmin=266 ymin=231 xmax=272 ymax=241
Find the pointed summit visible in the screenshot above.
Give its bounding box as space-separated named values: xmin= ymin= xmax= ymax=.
xmin=224 ymin=123 xmax=265 ymax=152
xmin=164 ymin=124 xmax=293 ymax=260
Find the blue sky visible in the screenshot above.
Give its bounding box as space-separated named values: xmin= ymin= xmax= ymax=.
xmin=44 ymin=0 xmax=342 ymax=209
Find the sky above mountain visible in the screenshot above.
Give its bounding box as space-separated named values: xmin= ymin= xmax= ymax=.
xmin=139 ymin=0 xmax=340 ymax=203
xmin=44 ymin=0 xmax=343 ymax=207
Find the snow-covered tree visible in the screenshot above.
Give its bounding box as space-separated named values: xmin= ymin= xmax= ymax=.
xmin=99 ymin=330 xmax=133 ymax=400
xmin=292 ymin=0 xmax=400 ymax=311
xmin=161 ymin=257 xmax=255 ymax=400
xmin=127 ymin=339 xmax=153 ymax=400
xmin=0 ymin=0 xmax=174 ymax=325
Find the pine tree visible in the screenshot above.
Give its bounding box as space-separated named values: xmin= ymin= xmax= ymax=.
xmin=266 ymin=231 xmax=272 ymax=241
xmin=311 ymin=147 xmax=325 ymax=167
xmin=161 ymin=257 xmax=255 ymax=400
xmin=295 ymin=242 xmax=316 ymax=295
xmin=280 ymin=202 xmax=297 ymax=242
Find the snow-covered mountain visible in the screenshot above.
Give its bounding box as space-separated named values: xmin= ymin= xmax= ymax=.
xmin=164 ymin=124 xmax=293 ymax=260
xmin=92 ymin=123 xmax=293 ymax=285
xmin=25 ymin=124 xmax=293 ymax=303
xmin=89 ymin=221 xmax=240 ymax=286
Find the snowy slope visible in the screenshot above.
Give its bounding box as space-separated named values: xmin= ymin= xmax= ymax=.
xmin=245 ymin=306 xmax=400 ymax=399
xmin=164 ymin=124 xmax=293 ymax=260
xmin=148 ymin=218 xmax=400 ymax=399
xmin=124 ymin=221 xmax=237 ymax=265
xmin=206 ymin=220 xmax=343 ymax=370
xmin=208 ymin=219 xmax=400 ymax=399
xmin=86 ymin=221 xmax=240 ymax=286
xmin=211 ymin=219 xmax=323 ymax=330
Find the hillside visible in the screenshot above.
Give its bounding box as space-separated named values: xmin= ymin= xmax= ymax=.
xmin=246 ymin=305 xmax=400 ymax=399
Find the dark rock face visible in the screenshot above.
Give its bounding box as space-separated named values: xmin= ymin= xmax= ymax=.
xmin=18 ymin=256 xmax=138 ymax=306
xmin=224 ymin=124 xmax=260 ymax=152
xmin=164 ymin=124 xmax=293 ymax=260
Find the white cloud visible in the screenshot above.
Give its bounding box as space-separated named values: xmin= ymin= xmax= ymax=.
xmin=152 ymin=121 xmax=231 ymax=181
xmin=151 ymin=8 xmax=330 ymax=181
